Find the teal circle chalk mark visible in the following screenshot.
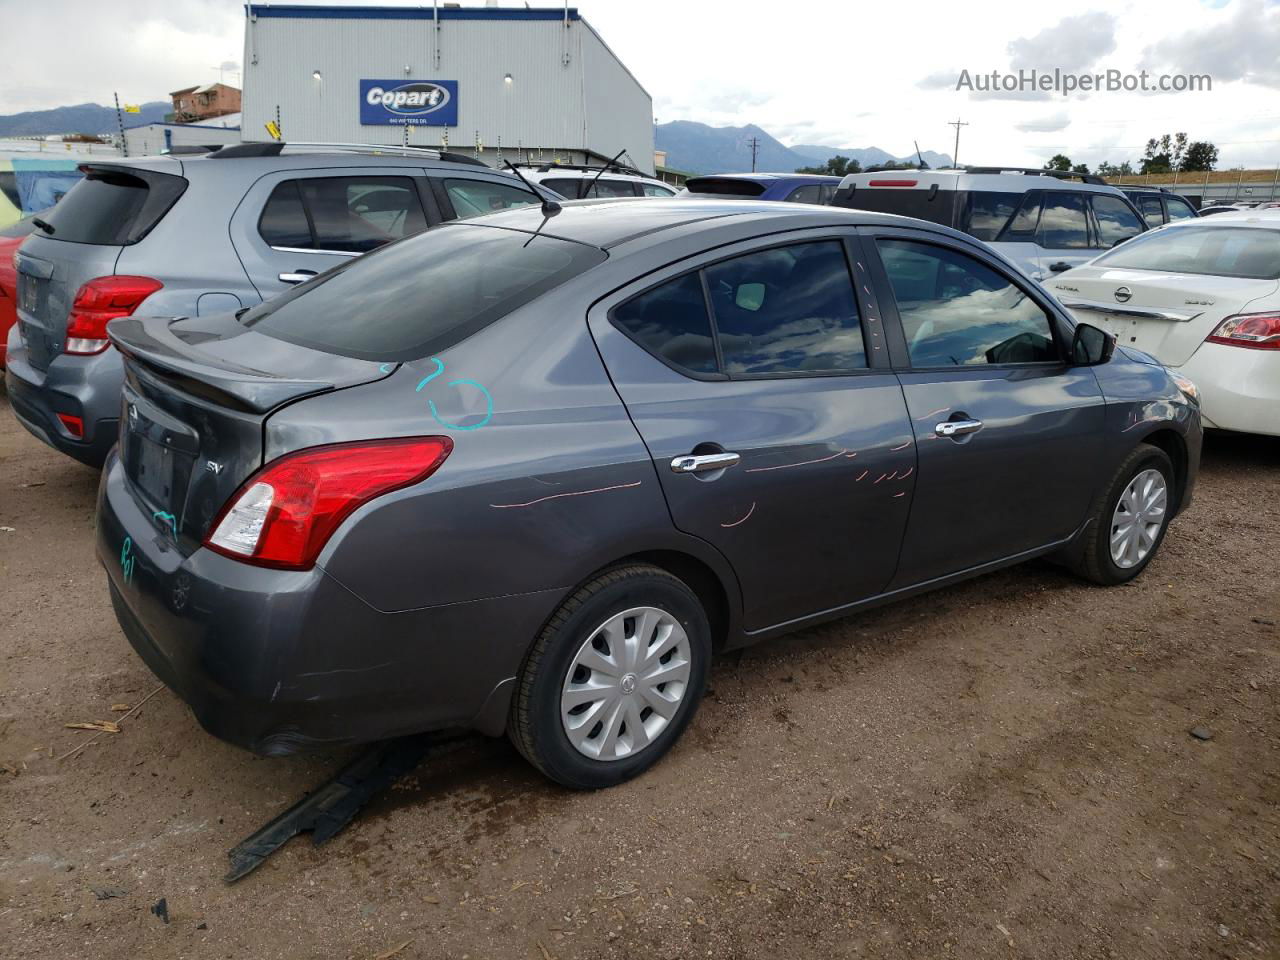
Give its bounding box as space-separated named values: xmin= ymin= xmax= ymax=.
xmin=153 ymin=511 xmax=178 ymax=538
xmin=429 ymin=379 xmax=493 ymax=431
xmin=415 ymin=357 xmax=446 ymax=392
xmin=379 ymin=363 xmax=394 ymax=374
xmin=120 ymin=536 xmax=135 ymax=585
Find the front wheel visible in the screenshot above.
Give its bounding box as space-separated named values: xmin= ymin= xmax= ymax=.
xmin=508 ymin=565 xmax=711 ymax=789
xmin=1071 ymin=443 xmax=1176 ymax=585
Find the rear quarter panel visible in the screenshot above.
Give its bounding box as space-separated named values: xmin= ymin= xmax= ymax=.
xmin=263 ymin=277 xmax=740 ymax=619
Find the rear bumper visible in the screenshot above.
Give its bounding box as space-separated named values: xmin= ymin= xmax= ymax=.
xmin=96 ymin=451 xmax=560 ymax=756
xmin=1178 ymin=343 xmax=1280 ymax=437
xmin=4 ymin=325 xmax=121 ymax=466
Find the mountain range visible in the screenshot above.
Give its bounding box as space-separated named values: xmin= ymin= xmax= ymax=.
xmin=655 ymin=121 xmax=952 ymax=175
xmin=0 ymin=101 xmax=170 ymax=137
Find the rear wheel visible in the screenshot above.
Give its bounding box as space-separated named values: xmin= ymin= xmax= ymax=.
xmin=508 ymin=565 xmax=711 ymax=789
xmin=1071 ymin=443 xmax=1175 ymax=585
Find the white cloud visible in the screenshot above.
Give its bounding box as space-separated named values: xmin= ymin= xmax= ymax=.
xmin=1015 ymin=112 xmax=1072 ymax=133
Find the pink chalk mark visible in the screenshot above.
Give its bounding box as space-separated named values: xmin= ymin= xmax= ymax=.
xmin=889 ymin=440 xmax=911 ymax=451
xmin=746 ymin=449 xmax=847 ymax=473
xmin=873 ymin=472 xmax=888 ymax=484
xmin=491 ymin=480 xmax=642 ymax=509
xmin=916 ymin=407 xmax=951 ymax=421
xmin=855 ymin=470 xmax=869 ymax=481
xmin=892 ymin=491 xmax=907 ymax=498
xmin=898 ymin=466 xmax=914 ymax=480
xmin=720 ymin=502 xmax=757 ymax=528
xmin=844 ymin=451 xmax=858 ymax=458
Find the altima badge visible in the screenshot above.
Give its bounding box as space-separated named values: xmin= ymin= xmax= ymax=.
xmin=1114 ymin=286 xmax=1132 ymax=303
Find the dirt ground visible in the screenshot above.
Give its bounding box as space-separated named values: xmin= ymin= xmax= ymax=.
xmin=1 ymin=386 xmax=1277 ymax=960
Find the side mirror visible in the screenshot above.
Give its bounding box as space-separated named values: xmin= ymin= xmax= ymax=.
xmin=1071 ymin=322 xmax=1116 ymax=366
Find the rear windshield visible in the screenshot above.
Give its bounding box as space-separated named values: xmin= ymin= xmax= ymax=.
xmin=1094 ymin=225 xmax=1280 ymax=280
xmin=41 ymin=168 xmax=186 ymax=245
xmin=683 ymin=178 xmax=766 ymax=198
xmin=833 ymin=183 xmax=955 ymax=227
xmin=242 ymin=224 xmax=607 ymax=361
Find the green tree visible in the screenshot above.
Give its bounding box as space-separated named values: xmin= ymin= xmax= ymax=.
xmin=1072 ymin=162 xmax=1091 ymax=175
xmin=795 ymin=155 xmax=862 ymax=176
xmin=1044 ymin=154 xmax=1072 ymax=172
xmin=1182 ymin=141 xmax=1219 ymax=172
xmin=1142 ymin=132 xmax=1195 ymax=173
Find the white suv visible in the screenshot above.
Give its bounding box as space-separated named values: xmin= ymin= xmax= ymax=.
xmin=831 ymin=167 xmax=1149 ymax=280
xmin=516 ymin=163 xmax=678 ymax=200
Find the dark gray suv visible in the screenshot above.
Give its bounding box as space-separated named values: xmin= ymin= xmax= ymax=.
xmin=5 ymin=142 xmax=557 ymax=466
xmin=95 ymin=199 xmax=1202 ymax=789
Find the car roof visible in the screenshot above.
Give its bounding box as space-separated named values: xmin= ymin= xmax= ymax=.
xmin=469 ymin=197 xmax=976 ymax=249
xmin=79 ymin=148 xmax=521 ymax=179
xmin=1178 ymin=209 xmax=1280 ymax=227
xmin=838 ymin=168 xmax=1124 ymax=194
xmin=689 ymin=172 xmax=842 ymax=183
xmin=525 ymin=169 xmax=670 ymax=185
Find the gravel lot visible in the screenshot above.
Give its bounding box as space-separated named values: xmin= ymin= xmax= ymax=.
xmin=1 ymin=386 xmax=1277 ymax=960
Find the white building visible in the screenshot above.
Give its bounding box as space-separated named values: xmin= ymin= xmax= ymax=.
xmin=122 ymin=114 xmax=242 ymax=157
xmin=241 ymin=4 xmax=655 ymax=173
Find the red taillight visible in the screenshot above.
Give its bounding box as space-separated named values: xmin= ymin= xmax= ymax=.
xmin=204 ymin=437 xmax=453 ymax=570
xmin=56 ymin=413 xmax=84 ymax=438
xmin=64 ymin=276 xmax=163 ymax=355
xmin=1206 ymin=312 xmax=1280 ymax=350
xmin=868 ymin=179 xmax=918 ymax=187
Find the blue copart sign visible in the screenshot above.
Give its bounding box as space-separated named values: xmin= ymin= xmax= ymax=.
xmin=359 ymin=79 xmax=458 ymax=126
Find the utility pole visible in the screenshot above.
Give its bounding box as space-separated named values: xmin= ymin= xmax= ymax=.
xmin=947 ymin=117 xmax=968 ymax=168
xmin=744 ymin=136 xmax=761 ymax=172
xmin=114 ymin=92 xmax=128 ymax=158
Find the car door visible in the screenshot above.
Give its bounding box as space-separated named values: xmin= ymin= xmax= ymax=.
xmin=861 ymin=226 xmax=1107 ymax=588
xmin=231 ymin=167 xmax=436 ymax=301
xmin=1034 ymin=190 xmax=1096 ymax=278
xmin=588 ymin=231 xmax=917 ymax=633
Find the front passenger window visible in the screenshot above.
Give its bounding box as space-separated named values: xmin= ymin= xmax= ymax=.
xmin=877 ymin=239 xmax=1059 ymax=367
xmin=443 ymin=178 xmax=540 ymax=218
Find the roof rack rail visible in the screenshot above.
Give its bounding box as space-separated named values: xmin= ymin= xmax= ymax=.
xmin=510 ymin=159 xmax=647 ymax=177
xmin=207 ymin=141 xmax=490 ymax=167
xmin=962 ymin=166 xmax=1108 ymax=186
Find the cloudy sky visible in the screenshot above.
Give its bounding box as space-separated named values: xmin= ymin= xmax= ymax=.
xmin=1 ymin=0 xmax=1278 ymax=169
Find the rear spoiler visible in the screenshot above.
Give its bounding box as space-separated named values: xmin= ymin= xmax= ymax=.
xmin=109 ymin=315 xmax=337 ymax=414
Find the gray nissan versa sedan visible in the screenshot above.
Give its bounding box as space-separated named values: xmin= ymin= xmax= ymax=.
xmin=96 ymin=199 xmax=1202 ymax=789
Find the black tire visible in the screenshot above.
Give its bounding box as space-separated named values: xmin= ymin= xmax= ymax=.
xmin=1070 ymin=443 xmax=1176 ymax=586
xmin=508 ymin=564 xmax=711 ymax=789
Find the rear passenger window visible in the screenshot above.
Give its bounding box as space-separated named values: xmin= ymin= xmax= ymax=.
xmin=1093 ymin=195 xmax=1144 ymax=247
xmin=612 ymin=272 xmax=718 ymax=376
xmin=258 ymin=181 xmax=311 ymax=248
xmin=259 ymin=176 xmax=427 ymax=253
xmin=877 ymin=239 xmax=1059 ymax=367
xmin=1037 ymin=192 xmax=1090 ymax=249
xmin=1136 ymin=194 xmax=1165 ymax=228
xmin=784 ymin=184 xmax=824 ymax=204
xmin=541 ymin=178 xmax=584 ymax=199
xmin=961 ymin=191 xmax=1021 ymax=241
xmin=443 ymin=178 xmax=540 ymax=218
xmin=641 ymin=182 xmax=676 ymax=197
xmin=706 ymin=241 xmax=866 ymax=375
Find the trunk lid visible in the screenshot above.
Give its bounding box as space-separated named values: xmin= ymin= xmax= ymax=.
xmin=14 ymin=233 xmax=121 ymax=370
xmin=108 ymin=312 xmax=392 ymax=550
xmin=13 ymin=160 xmax=187 ymax=371
xmin=1050 ymin=267 xmax=1279 ymax=366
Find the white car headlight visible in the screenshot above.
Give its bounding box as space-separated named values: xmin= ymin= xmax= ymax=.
xmin=1170 ymin=371 xmax=1200 ymax=406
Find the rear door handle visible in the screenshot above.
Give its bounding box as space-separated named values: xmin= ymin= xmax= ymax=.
xmin=279 ymin=270 xmax=319 ymax=285
xmin=935 ymin=419 xmax=984 ymax=439
xmin=670 ymin=452 xmax=740 ymax=474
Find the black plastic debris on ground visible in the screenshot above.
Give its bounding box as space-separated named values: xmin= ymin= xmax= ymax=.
xmin=151 ymin=897 xmax=169 ymax=923
xmin=224 ymin=733 xmax=471 ymax=883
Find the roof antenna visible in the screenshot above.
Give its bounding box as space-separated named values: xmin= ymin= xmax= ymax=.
xmin=505 ymin=160 xmax=561 ymax=218
xmin=914 ymin=140 xmax=929 ymax=170
xmin=505 ymin=160 xmax=561 ymax=247
xmin=583 ymin=148 xmax=627 ymax=199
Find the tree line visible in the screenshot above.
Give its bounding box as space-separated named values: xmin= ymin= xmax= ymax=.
xmin=1045 ymin=132 xmax=1219 ymax=177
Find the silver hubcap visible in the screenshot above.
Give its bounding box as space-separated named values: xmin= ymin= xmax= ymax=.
xmin=560 ymin=606 xmax=691 ymax=762
xmin=1110 ymin=468 xmax=1168 ymax=569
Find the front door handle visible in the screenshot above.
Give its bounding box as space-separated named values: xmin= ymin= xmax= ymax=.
xmin=935 ymin=418 xmax=984 ymax=439
xmin=279 ymin=269 xmax=319 ymax=285
xmin=670 ymin=452 xmax=740 ymax=474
